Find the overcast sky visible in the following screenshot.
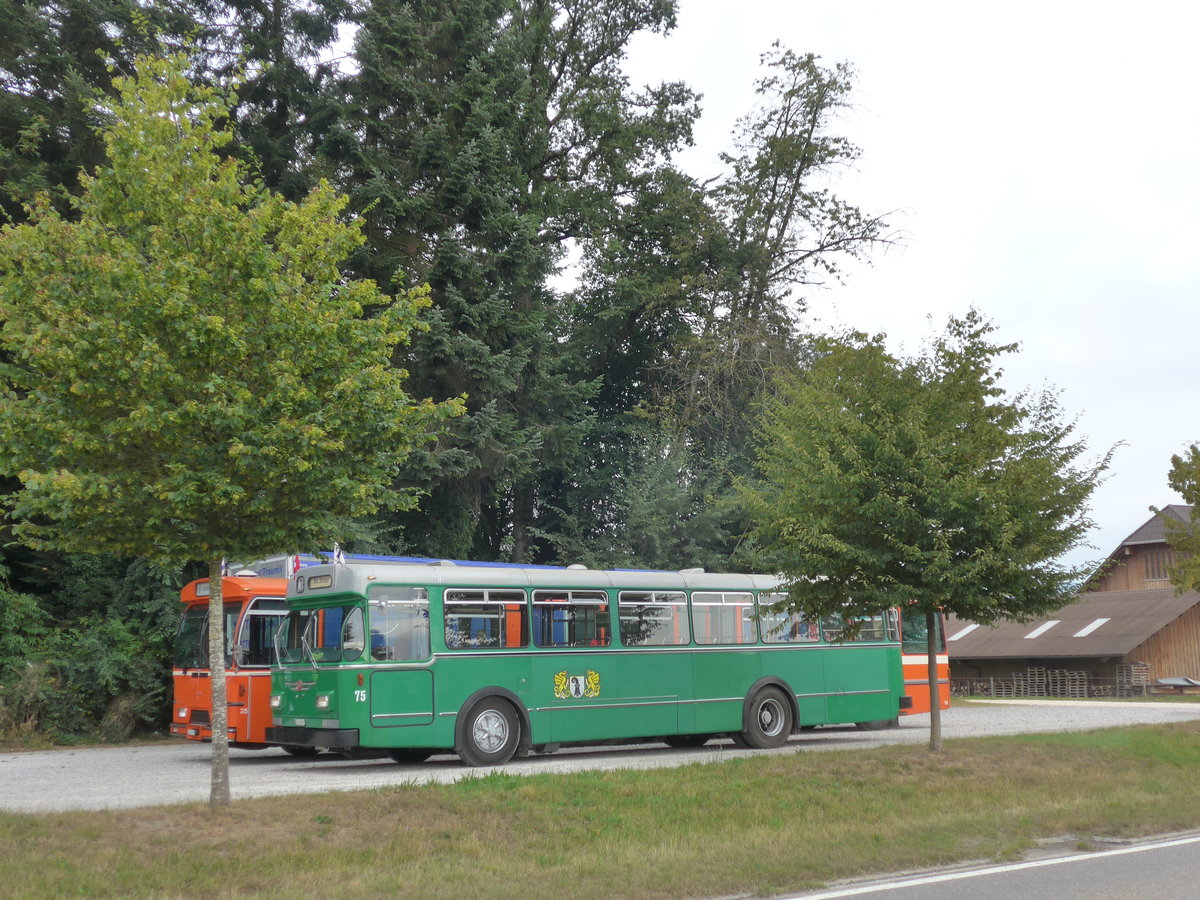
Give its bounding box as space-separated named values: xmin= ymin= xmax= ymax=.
xmin=623 ymin=0 xmax=1198 ymax=569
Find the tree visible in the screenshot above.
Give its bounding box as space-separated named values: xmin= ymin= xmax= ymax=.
xmin=326 ymin=0 xmax=698 ymax=562
xmin=1164 ymin=450 xmax=1200 ymax=590
xmin=1 ymin=1 xmax=352 ymax=225
xmin=673 ymin=45 xmax=892 ymax=463
xmin=1 ymin=0 xmax=193 ymax=223
xmin=0 ymin=53 xmax=461 ymax=806
xmin=740 ymin=312 xmax=1111 ymax=750
xmin=551 ymin=48 xmax=890 ymax=570
xmin=193 ymin=0 xmax=354 ymax=200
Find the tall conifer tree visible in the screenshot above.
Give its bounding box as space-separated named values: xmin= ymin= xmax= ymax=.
xmin=329 ymin=0 xmax=697 ymax=561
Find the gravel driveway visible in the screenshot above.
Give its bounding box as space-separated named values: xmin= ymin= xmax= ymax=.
xmin=3 ymin=699 xmax=1199 ymax=813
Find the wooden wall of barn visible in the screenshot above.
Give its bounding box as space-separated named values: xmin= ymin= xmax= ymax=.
xmin=951 ymin=658 xmax=1116 ymax=682
xmin=1091 ymin=544 xmax=1176 ymax=593
xmin=1126 ymin=602 xmax=1200 ymax=680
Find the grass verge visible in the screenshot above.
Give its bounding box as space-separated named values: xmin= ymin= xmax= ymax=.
xmin=3 ymin=721 xmax=1200 ymax=899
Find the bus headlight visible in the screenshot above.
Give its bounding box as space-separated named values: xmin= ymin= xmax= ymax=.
xmin=315 ymin=694 xmax=331 ymax=711
xmin=177 ymin=706 xmax=189 ymax=720
xmin=270 ymin=694 xmax=282 ymax=710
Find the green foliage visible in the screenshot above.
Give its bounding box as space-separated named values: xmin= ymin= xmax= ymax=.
xmin=0 ymin=576 xmax=49 ymax=733
xmin=1164 ymin=450 xmax=1200 ymax=590
xmin=0 ymin=7 xmax=899 ymax=741
xmin=0 ymin=0 xmax=169 ymax=221
xmin=536 ymin=419 xmax=742 ymax=571
xmin=742 ymin=310 xmax=1112 ymax=626
xmin=0 ymin=555 xmax=182 ymax=741
xmin=553 ymin=48 xmax=885 ymax=568
xmin=202 ymin=0 xmax=353 ymax=199
xmin=334 ymin=0 xmax=698 ymax=561
xmin=0 ymin=2 xmax=349 ymax=223
xmin=0 ymin=51 xmax=462 ymax=566
xmin=0 ymin=52 xmax=458 ymax=772
xmin=671 ymin=46 xmax=888 ymax=450
xmin=717 ymin=44 xmax=888 ymax=298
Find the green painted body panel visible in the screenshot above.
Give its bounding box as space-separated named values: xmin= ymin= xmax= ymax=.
xmin=270 ymin=567 xmax=906 ymax=753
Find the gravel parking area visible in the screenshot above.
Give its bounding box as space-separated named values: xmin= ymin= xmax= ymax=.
xmin=3 ymin=699 xmax=1200 ymax=813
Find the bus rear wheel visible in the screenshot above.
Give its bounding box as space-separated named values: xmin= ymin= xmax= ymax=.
xmin=458 ymin=698 xmax=520 ymax=767
xmin=740 ymin=687 xmax=793 ymax=749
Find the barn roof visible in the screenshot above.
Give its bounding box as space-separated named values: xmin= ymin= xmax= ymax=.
xmin=945 ymin=588 xmax=1200 ymax=659
xmin=1116 ymin=504 xmax=1192 ymax=547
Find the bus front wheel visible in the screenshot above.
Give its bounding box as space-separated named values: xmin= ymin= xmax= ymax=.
xmin=458 ymin=698 xmax=520 ymax=767
xmin=739 ymin=687 xmax=793 ymax=749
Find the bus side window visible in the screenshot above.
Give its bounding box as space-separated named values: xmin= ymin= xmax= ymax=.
xmin=822 ymin=613 xmax=844 ymax=643
xmin=367 ymin=588 xmax=431 ymax=661
xmin=444 ymin=590 xmax=528 ymax=650
xmin=692 ymin=592 xmax=756 ymax=644
xmin=853 ymin=615 xmax=886 ymax=642
xmin=532 ymin=591 xmax=610 ymax=648
xmin=758 ymin=593 xmax=818 ymax=644
xmin=616 ymin=591 xmax=689 ymax=646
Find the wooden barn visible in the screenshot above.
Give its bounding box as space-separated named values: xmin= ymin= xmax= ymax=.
xmin=947 ymin=506 xmax=1200 ymax=697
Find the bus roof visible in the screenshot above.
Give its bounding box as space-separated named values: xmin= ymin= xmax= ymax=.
xmin=289 ymin=562 xmax=784 ymax=601
xmin=236 ymin=552 xmax=570 ymax=579
xmin=180 ymin=575 xmax=289 ymax=605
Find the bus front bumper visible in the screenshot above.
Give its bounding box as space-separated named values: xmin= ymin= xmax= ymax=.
xmin=266 ymin=726 xmax=359 ymax=749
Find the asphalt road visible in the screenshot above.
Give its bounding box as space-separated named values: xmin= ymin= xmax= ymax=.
xmin=788 ymin=832 xmax=1200 ymax=899
xmin=3 ymin=699 xmax=1200 ymax=813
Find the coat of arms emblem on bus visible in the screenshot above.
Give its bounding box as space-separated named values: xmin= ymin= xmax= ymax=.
xmin=553 ymin=669 xmax=601 ymax=699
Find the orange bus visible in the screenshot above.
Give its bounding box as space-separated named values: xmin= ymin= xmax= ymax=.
xmin=170 ymin=573 xmax=290 ymax=749
xmin=899 ymin=610 xmax=950 ymax=715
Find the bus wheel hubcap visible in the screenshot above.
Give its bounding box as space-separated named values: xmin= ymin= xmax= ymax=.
xmin=474 ymin=710 xmax=508 ymax=753
xmin=759 ymin=700 xmax=783 ymax=736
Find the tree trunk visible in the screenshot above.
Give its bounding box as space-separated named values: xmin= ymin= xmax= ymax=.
xmin=206 ymin=558 xmax=231 ymax=808
xmin=926 ymin=608 xmax=943 ymax=753
xmin=510 ymin=484 xmax=534 ymax=563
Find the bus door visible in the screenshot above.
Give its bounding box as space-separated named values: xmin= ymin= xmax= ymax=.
xmin=531 ymin=590 xmax=616 ymax=742
xmin=689 ymin=592 xmax=760 ymax=734
xmin=822 ymin=612 xmax=898 ymax=723
xmin=615 ymin=591 xmax=690 ymax=735
xmin=365 ymin=590 xmax=435 ymax=731
xmin=230 ymin=597 xmax=288 ymax=743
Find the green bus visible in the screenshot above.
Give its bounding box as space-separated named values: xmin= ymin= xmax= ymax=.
xmin=267 ymin=562 xmax=907 ymax=766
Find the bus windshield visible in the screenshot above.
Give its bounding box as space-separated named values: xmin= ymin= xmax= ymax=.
xmin=173 ymin=603 xmax=241 ymax=668
xmin=901 ymin=610 xmax=945 ymax=654
xmin=274 ymin=605 xmax=359 ymax=665
xmin=173 ymin=606 xmax=209 ymax=668
xmin=174 ymin=600 xmax=286 ymax=669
